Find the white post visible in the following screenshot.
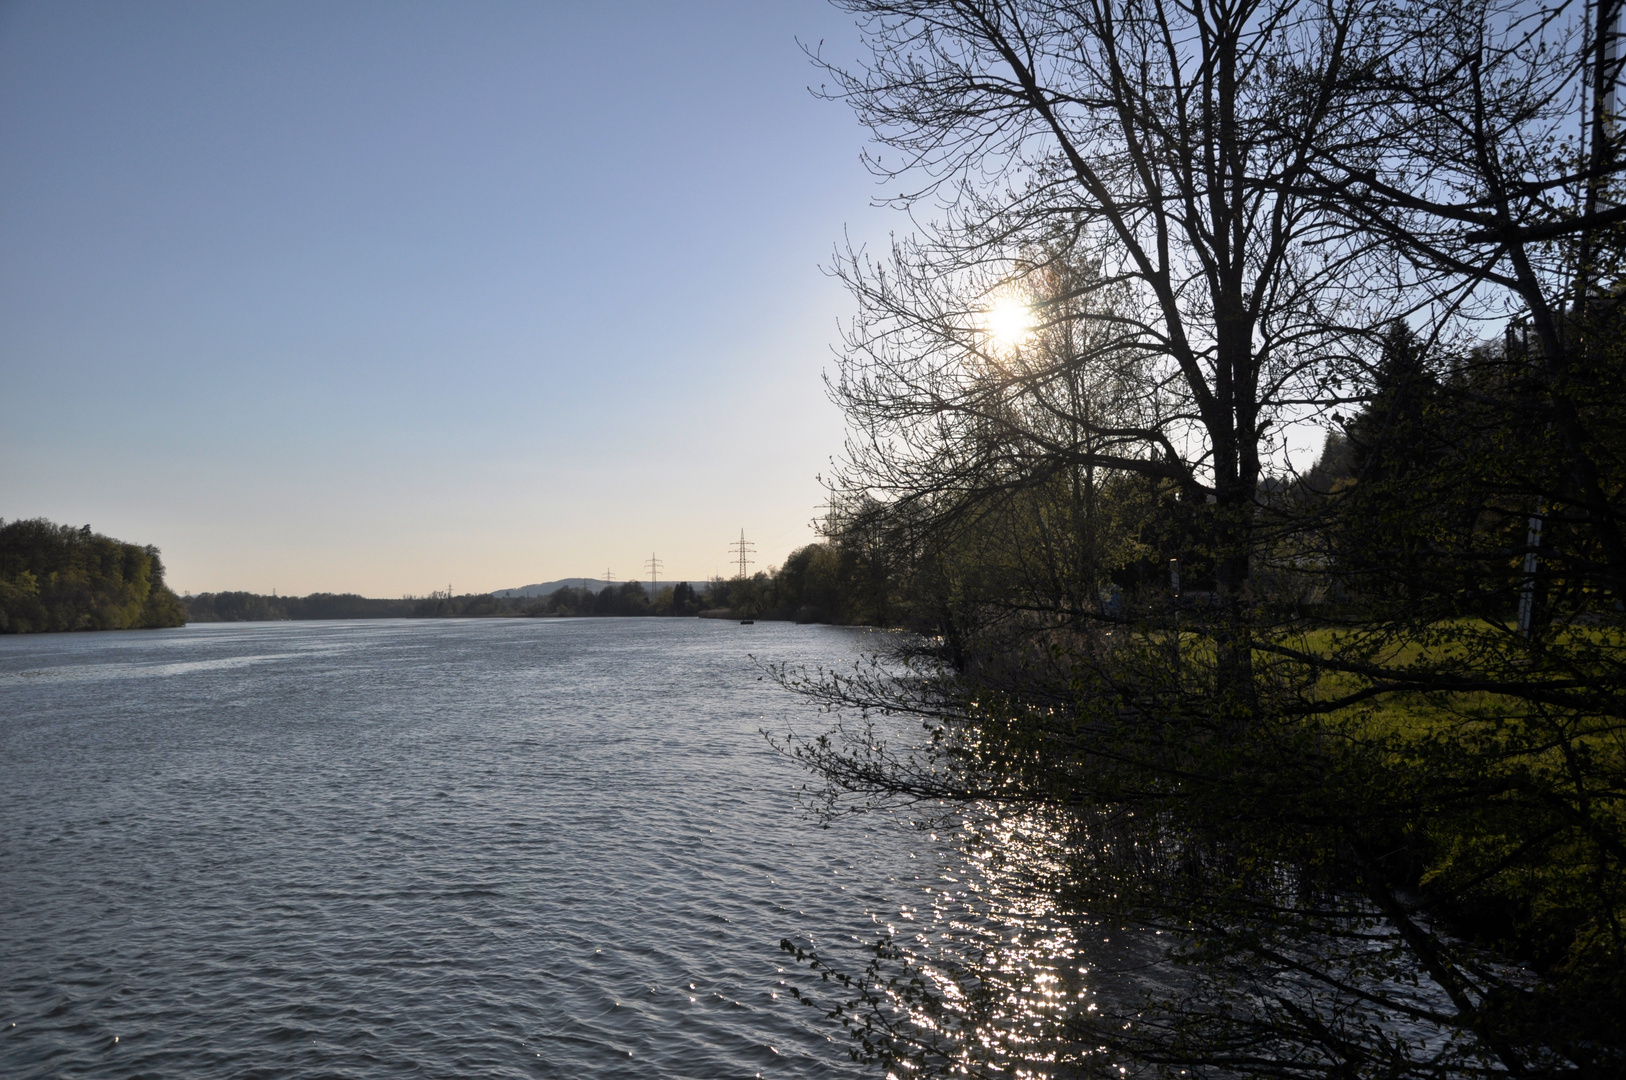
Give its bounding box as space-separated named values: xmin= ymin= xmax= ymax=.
xmin=1517 ymin=502 xmax=1545 ymax=636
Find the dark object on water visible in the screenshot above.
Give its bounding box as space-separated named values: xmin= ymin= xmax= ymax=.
xmin=739 ymin=619 xmax=754 ymax=625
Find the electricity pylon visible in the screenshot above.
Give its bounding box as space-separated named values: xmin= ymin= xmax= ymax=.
xmin=603 ymin=568 xmax=615 ymax=583
xmin=644 ymin=552 xmax=664 ymax=599
xmin=728 ymin=529 xmax=756 ymax=579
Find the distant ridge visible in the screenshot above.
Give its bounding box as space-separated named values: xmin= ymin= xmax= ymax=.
xmin=491 ymin=578 xmax=710 ymax=599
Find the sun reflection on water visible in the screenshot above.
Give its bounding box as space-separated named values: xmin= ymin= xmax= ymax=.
xmin=845 ymin=808 xmax=1137 ymax=1078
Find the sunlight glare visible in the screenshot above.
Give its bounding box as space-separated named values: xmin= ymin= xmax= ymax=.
xmin=982 ymin=295 xmax=1035 ymax=354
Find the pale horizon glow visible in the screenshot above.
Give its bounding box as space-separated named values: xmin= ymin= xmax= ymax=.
xmin=0 ymin=1 xmax=892 ymax=596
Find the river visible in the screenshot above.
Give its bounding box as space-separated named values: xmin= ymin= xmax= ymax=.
xmin=1 ymin=617 xmax=990 ymax=1079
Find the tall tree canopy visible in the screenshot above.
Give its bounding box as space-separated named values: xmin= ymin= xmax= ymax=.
xmin=0 ymin=518 xmax=186 ymax=633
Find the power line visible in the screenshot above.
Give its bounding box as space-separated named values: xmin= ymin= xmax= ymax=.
xmin=728 ymin=528 xmax=756 ymax=579
xmin=644 ymin=552 xmax=664 ymax=599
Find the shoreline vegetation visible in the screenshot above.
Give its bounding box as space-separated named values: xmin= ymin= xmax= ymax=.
xmin=759 ymin=1 xmax=1626 ymax=1075
xmin=0 ymin=512 xmax=896 ymax=634
xmin=142 ymin=538 xmax=886 ymax=627
xmin=180 ymin=540 xmax=891 ymax=626
xmin=0 ymin=518 xmax=186 ymax=633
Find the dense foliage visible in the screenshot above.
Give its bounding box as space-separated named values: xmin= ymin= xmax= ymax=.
xmin=0 ymin=518 xmax=186 ymax=633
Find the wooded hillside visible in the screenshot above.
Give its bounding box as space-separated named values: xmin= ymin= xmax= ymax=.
xmin=0 ymin=518 xmax=187 ymax=633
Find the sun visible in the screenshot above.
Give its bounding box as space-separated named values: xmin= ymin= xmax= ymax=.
xmin=982 ymin=295 xmax=1035 ymax=354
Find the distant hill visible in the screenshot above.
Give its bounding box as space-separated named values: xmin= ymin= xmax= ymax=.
xmin=493 ymin=578 xmax=710 ymax=598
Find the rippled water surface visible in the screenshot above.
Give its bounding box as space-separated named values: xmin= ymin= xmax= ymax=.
xmin=0 ymin=618 xmax=939 ymax=1079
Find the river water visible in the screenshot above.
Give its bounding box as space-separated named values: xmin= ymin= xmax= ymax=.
xmin=0 ymin=618 xmax=967 ymax=1079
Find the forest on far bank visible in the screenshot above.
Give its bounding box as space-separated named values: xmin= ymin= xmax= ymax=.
xmin=0 ymin=518 xmax=186 ymax=633
xmin=181 ymin=546 xmax=893 ymax=625
xmin=178 ymin=582 xmax=707 ymax=622
xmin=0 ymin=512 xmax=895 ymax=632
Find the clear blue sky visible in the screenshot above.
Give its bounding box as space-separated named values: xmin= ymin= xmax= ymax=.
xmin=0 ymin=0 xmax=893 ymax=595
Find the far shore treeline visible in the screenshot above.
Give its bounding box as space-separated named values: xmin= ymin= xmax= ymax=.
xmin=0 ymin=518 xmax=186 ymax=633
xmin=182 ymin=541 xmax=891 ymax=625
xmin=0 ymin=512 xmax=894 ymax=633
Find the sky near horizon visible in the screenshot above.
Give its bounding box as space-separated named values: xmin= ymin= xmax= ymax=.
xmin=0 ymin=0 xmax=895 ymax=596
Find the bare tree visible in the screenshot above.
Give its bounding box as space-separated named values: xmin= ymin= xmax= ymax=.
xmin=821 ymin=0 xmax=1398 ymax=696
